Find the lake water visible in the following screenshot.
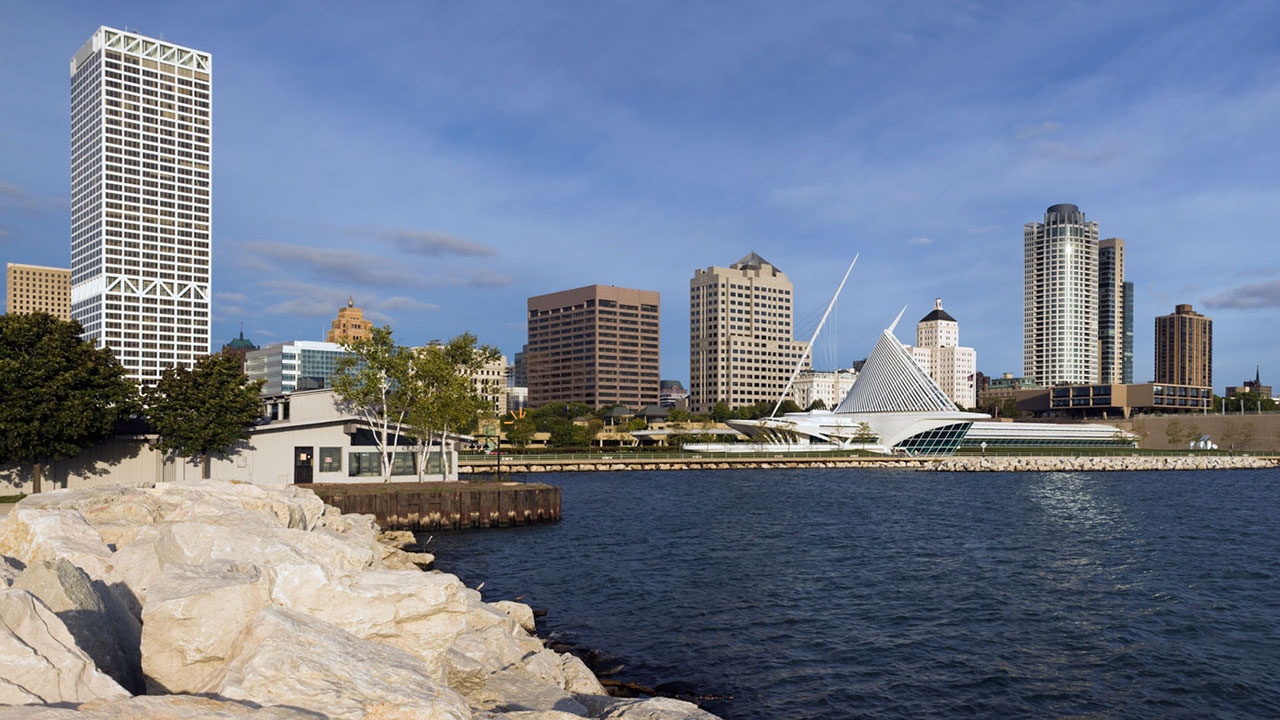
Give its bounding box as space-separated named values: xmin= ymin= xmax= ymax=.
xmin=427 ymin=468 xmax=1280 ymax=719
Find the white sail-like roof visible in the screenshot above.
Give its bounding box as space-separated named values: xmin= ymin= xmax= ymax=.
xmin=835 ymin=326 xmax=958 ymax=414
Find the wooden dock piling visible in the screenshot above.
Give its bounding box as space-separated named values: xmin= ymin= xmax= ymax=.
xmin=305 ymin=482 xmax=561 ymax=531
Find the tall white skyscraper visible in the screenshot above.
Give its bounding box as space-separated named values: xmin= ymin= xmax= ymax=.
xmin=1023 ymin=204 xmax=1099 ymax=386
xmin=70 ymin=27 xmax=212 ymax=383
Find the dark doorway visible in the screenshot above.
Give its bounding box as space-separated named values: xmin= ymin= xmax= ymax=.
xmin=294 ymin=446 xmax=314 ymax=484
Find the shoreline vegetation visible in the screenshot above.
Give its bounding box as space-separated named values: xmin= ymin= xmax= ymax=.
xmin=0 ymin=481 xmax=722 ymax=719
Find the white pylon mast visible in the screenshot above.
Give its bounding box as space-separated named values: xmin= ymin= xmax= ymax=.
xmin=771 ymin=255 xmax=858 ymax=418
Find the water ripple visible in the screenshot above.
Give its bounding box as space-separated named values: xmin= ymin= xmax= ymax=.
xmin=427 ymin=468 xmax=1280 ymax=719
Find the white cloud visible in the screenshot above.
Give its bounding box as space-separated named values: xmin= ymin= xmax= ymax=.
xmin=907 ymin=237 xmax=933 ymax=246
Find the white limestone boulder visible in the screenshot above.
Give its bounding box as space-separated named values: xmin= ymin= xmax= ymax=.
xmin=13 ymin=486 xmax=177 ymax=549
xmin=518 ymin=649 xmax=607 ymax=697
xmin=12 ymin=558 xmax=144 ymax=694
xmin=466 ymin=668 xmax=589 ymax=717
xmin=214 ymin=606 xmax=472 ymax=720
xmin=268 ymin=563 xmax=471 ymax=681
xmin=0 ymin=508 xmax=114 ymax=580
xmin=107 ymin=518 xmax=378 ymax=616
xmin=139 ymin=561 xmax=270 ymax=694
xmin=0 ymin=588 xmax=128 ymax=705
xmin=0 ymin=556 xmax=21 ymax=587
xmin=147 ymin=481 xmax=326 ymax=531
xmin=0 ymin=695 xmax=325 ymax=718
xmin=493 ymin=600 xmax=537 ymax=633
xmin=593 ymin=697 xmax=721 ymax=720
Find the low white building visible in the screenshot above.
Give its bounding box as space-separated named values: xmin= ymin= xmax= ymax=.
xmin=208 ymin=388 xmax=465 ymax=486
xmin=906 ymin=299 xmax=977 ymax=409
xmin=789 ymin=368 xmax=858 ymax=410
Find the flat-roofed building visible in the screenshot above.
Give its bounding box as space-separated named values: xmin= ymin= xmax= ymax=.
xmin=789 ymin=368 xmax=858 ymax=410
xmin=471 ymin=355 xmax=509 ymax=416
xmin=689 ymin=252 xmax=809 ymax=413
xmin=245 ymin=340 xmax=356 ymax=395
xmin=526 ymin=285 xmax=660 ymax=410
xmin=1155 ymin=304 xmax=1212 ymax=388
xmin=69 ymin=27 xmax=213 ymax=383
xmin=1008 ymin=382 xmax=1212 ymax=419
xmin=6 ymin=263 xmax=71 ymax=320
xmin=1098 ymin=238 xmax=1128 ymax=384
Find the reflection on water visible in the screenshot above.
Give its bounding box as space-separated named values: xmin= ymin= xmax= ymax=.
xmin=428 ymin=468 xmax=1280 ymax=720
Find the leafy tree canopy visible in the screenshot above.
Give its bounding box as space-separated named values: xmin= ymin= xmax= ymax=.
xmin=0 ymin=313 xmax=137 ymax=469
xmin=145 ymin=353 xmax=264 ymax=471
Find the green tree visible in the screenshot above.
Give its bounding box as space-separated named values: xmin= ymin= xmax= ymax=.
xmin=710 ymin=401 xmax=732 ymax=422
xmin=146 ymin=353 xmax=265 ymax=478
xmin=332 ymin=326 xmax=411 ymax=482
xmin=402 ymin=333 xmax=498 ymax=481
xmin=806 ymin=399 xmax=827 ymax=411
xmin=1165 ymin=417 xmax=1188 ymax=447
xmin=852 ymin=421 xmax=878 ymax=444
xmin=504 ymin=415 xmax=536 ymax=449
xmin=0 ymin=314 xmax=137 ymax=492
xmin=668 ymin=407 xmax=691 ymax=423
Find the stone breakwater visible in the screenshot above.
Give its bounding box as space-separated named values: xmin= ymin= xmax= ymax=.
xmin=931 ymin=455 xmax=1280 ymax=472
xmin=462 ymin=457 xmax=933 ymax=473
xmin=0 ymin=482 xmax=721 ymax=720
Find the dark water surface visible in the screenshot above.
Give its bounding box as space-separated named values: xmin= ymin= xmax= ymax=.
xmin=426 ymin=469 xmax=1280 ymax=719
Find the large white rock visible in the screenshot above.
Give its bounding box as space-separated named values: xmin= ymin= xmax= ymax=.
xmin=593 ymin=697 xmax=722 ymax=720
xmin=107 ymin=518 xmax=378 ymax=616
xmin=215 ymin=606 xmax=472 ymax=720
xmin=493 ymin=600 xmax=537 ymax=633
xmin=139 ymin=561 xmax=270 ymax=694
xmin=268 ymin=563 xmax=471 ymax=681
xmin=467 ymin=668 xmax=589 ymax=716
xmin=12 ymin=558 xmax=143 ymax=694
xmin=0 ymin=695 xmax=324 ymax=718
xmin=0 ymin=556 xmax=21 ymax=587
xmin=518 ymin=649 xmax=607 ymax=698
xmin=0 ymin=508 xmax=114 ymax=580
xmin=147 ymin=481 xmax=326 ymax=531
xmin=0 ymin=588 xmax=128 ymax=705
xmin=13 ymin=486 xmax=178 ymax=549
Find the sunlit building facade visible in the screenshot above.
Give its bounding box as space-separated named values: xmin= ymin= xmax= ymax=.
xmin=1023 ymin=204 xmax=1099 ymax=386
xmin=69 ymin=27 xmax=212 ymax=383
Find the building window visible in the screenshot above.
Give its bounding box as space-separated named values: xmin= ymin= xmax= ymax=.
xmin=348 ymin=452 xmax=381 ymax=477
xmin=319 ymin=447 xmax=342 ymax=473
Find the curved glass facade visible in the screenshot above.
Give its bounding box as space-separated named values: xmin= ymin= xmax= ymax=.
xmin=894 ymin=422 xmax=972 ymax=456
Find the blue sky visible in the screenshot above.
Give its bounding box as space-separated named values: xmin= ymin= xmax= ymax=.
xmin=2 ymin=1 xmax=1279 ymax=390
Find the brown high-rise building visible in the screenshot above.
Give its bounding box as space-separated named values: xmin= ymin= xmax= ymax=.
xmin=6 ymin=263 xmax=71 ymax=320
xmin=527 ymin=285 xmax=660 ymax=410
xmin=325 ymin=297 xmax=374 ymax=344
xmin=1155 ymin=304 xmax=1212 ymax=388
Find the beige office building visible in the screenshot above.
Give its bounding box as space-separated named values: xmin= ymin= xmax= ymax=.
xmin=527 ymin=285 xmax=660 ymax=410
xmin=689 ymin=252 xmax=809 ymax=413
xmin=6 ymin=263 xmax=71 ymax=320
xmin=908 ymin=298 xmax=977 ymax=409
xmin=471 ymin=355 xmax=510 ymax=416
xmin=1155 ymin=304 xmax=1213 ymax=388
xmin=325 ymin=297 xmax=374 ymax=344
xmin=69 ymin=27 xmax=213 ymax=383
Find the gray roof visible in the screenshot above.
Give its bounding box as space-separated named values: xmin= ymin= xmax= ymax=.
xmin=731 ymin=251 xmax=774 ymax=270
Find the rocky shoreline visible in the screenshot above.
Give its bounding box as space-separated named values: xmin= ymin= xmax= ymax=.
xmin=0 ymin=481 xmax=722 ymax=719
xmin=930 ymin=455 xmax=1279 ymax=472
